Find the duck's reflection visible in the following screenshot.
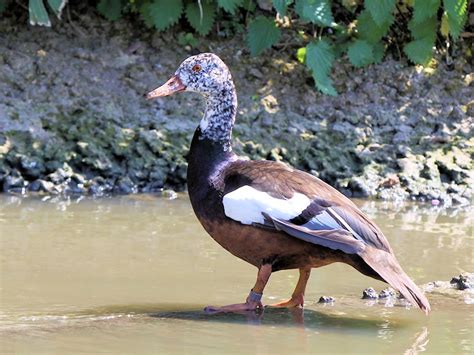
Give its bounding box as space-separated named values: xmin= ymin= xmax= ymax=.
xmin=150 ymin=305 xmax=382 ymax=331
xmin=404 ymin=327 xmax=429 ymax=355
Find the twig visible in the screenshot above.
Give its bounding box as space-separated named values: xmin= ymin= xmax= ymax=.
xmin=66 ymin=5 xmax=86 ymax=38
xmin=15 ymin=0 xmax=28 ymax=11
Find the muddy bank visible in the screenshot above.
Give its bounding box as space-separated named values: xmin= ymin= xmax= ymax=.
xmin=0 ymin=9 xmax=472 ymax=204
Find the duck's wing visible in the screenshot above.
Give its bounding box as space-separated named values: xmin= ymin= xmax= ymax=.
xmin=221 ymin=159 xmax=431 ymax=314
xmin=221 ymin=159 xmax=391 ymax=253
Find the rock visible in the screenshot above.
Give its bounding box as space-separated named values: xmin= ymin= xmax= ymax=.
xmin=87 ymin=177 xmax=113 ymax=196
xmin=397 ymin=156 xmax=422 ymax=179
xmin=28 ymin=179 xmax=56 ymax=193
xmin=318 ymin=296 xmax=335 ymax=304
xmin=64 ymin=180 xmax=86 ymax=195
xmin=450 ymin=274 xmax=472 ymax=290
xmin=380 ymin=174 xmax=399 ymax=188
xmin=114 ymin=176 xmax=137 ymax=194
xmin=162 ymin=189 xmax=178 ymax=200
xmin=362 ymin=287 xmax=378 ymax=299
xmin=392 ymin=124 xmax=413 ymax=144
xmin=47 ymin=167 xmax=72 ymax=184
xmin=379 ymin=288 xmax=396 ymax=299
xmin=19 ymin=155 xmax=43 ymax=179
xmin=3 ymin=170 xmax=26 ymax=193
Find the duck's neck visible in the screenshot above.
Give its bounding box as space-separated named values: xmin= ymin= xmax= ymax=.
xmin=198 ymin=85 xmax=237 ymax=152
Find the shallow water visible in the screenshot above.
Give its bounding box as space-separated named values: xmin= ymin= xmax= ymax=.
xmin=0 ymin=194 xmax=472 ymax=354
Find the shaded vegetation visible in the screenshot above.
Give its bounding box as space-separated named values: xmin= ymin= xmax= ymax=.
xmin=0 ymin=0 xmax=470 ymax=95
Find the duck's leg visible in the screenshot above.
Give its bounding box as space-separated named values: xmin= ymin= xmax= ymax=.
xmin=204 ymin=264 xmax=272 ymax=313
xmin=270 ymin=268 xmax=311 ymax=308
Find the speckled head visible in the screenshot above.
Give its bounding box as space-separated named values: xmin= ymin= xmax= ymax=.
xmin=146 ymin=53 xmax=233 ymax=99
xmin=146 ymin=53 xmax=238 ymax=151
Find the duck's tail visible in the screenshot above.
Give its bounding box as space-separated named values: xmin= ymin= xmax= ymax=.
xmin=360 ymin=247 xmax=431 ymax=314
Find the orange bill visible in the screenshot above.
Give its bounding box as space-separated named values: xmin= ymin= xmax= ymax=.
xmin=145 ymin=75 xmax=186 ymax=99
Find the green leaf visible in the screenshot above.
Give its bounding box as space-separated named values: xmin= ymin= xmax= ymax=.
xmin=412 ymin=0 xmax=440 ymax=24
xmin=97 ymin=0 xmax=122 ymax=21
xmin=29 ymin=0 xmax=51 ymax=26
xmin=139 ymin=3 xmax=154 ymax=28
xmin=297 ymin=47 xmax=306 ymax=63
xmin=356 ymin=9 xmax=392 ymax=44
xmin=247 ymin=16 xmax=281 ymax=56
xmin=47 ymin=0 xmax=67 ymax=18
xmin=364 ymin=0 xmax=396 ymax=27
xmin=306 ymin=39 xmax=337 ymax=96
xmin=0 ymin=0 xmax=10 ymax=13
xmin=217 ymin=0 xmax=243 ymax=14
xmin=372 ymin=42 xmax=385 ymax=64
xmin=404 ymin=37 xmax=435 ymax=65
xmin=408 ymin=16 xmax=437 ymax=41
xmin=347 ymin=40 xmax=373 ymax=67
xmin=443 ymin=0 xmax=468 ymax=39
xmin=440 ymin=12 xmax=450 ymax=37
xmin=295 ymin=0 xmax=334 ymax=27
xmin=185 ymin=1 xmax=216 ymax=36
xmin=141 ymin=0 xmax=183 ymax=31
xmin=273 ymin=0 xmax=293 ymax=16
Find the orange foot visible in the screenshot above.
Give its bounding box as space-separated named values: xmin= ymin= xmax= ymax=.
xmin=269 ymin=294 xmax=304 ymax=308
xmin=204 ymin=300 xmax=263 ymax=314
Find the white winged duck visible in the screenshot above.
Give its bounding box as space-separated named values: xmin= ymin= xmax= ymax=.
xmin=146 ymin=53 xmax=430 ymax=314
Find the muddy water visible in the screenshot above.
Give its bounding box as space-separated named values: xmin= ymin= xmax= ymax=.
xmin=0 ymin=194 xmax=472 ymax=354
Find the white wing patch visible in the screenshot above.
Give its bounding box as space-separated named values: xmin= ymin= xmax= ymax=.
xmin=223 ymin=185 xmax=311 ymax=225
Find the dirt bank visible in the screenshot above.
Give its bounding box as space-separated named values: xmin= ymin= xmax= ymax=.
xmin=0 ymin=8 xmax=472 ymax=205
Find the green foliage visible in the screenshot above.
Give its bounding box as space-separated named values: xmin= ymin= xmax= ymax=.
xmin=186 ymin=1 xmax=216 ymax=36
xmin=412 ymin=0 xmax=440 ymax=24
xmin=347 ymin=39 xmax=373 ymax=67
xmin=295 ymin=0 xmax=334 ymax=27
xmin=364 ymin=0 xmax=395 ymax=26
xmin=217 ymin=0 xmax=243 ymax=14
xmin=247 ymin=16 xmax=281 ymax=56
xmin=14 ymin=0 xmax=470 ymax=95
xmin=443 ymin=0 xmax=468 ymax=39
xmin=296 ymin=47 xmax=306 ymax=63
xmin=178 ymin=32 xmax=199 ymax=47
xmin=0 ymin=0 xmax=9 ymax=13
xmin=97 ymin=0 xmax=123 ymax=21
xmin=272 ymin=0 xmax=292 ymax=16
xmin=404 ymin=16 xmax=437 ymax=65
xmin=404 ymin=38 xmax=435 ymax=66
xmin=306 ymin=39 xmax=337 ymax=96
xmin=141 ymin=0 xmax=183 ymax=31
xmin=28 ymin=0 xmax=67 ymax=26
xmin=356 ymin=9 xmax=393 ymax=44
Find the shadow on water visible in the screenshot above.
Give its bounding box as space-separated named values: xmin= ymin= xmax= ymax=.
xmin=1 ymin=303 xmax=433 ymax=355
xmin=85 ymin=303 xmax=396 ymax=332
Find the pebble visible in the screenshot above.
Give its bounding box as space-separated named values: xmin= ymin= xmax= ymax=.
xmin=362 ymin=287 xmax=378 ymax=300
xmin=318 ymin=296 xmax=335 ymax=304
xmin=450 ymin=274 xmax=471 ymax=290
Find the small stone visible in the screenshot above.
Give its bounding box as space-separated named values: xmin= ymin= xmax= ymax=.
xmin=114 ymin=176 xmax=137 ymax=195
xmin=47 ymin=167 xmax=71 ymax=184
xmin=450 ymin=274 xmax=471 ymax=290
xmin=3 ymin=172 xmax=26 ymax=192
xmin=362 ymin=287 xmax=378 ymax=299
xmin=28 ymin=179 xmax=56 ymax=193
xmin=162 ymin=189 xmax=178 ymax=200
xmin=318 ymin=296 xmax=335 ymax=304
xmin=379 ymin=288 xmax=396 ymax=299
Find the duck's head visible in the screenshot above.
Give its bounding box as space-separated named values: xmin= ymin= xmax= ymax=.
xmin=146 ymin=53 xmax=233 ymax=99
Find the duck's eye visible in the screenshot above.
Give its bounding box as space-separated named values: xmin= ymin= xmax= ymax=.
xmin=192 ymin=64 xmax=202 ymax=73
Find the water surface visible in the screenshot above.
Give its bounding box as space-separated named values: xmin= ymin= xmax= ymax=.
xmin=0 ymin=194 xmax=472 ymax=354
